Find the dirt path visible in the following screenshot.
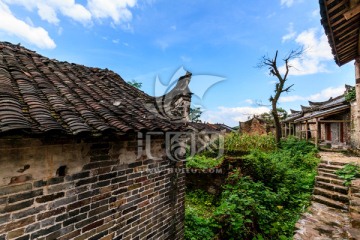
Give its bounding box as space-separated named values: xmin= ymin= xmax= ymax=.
xmin=293 ymin=151 xmax=360 ymax=240
xmin=319 ymin=151 xmax=360 ymax=165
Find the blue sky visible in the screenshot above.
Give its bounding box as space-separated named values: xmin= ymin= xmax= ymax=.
xmin=0 ymin=0 xmax=355 ymax=127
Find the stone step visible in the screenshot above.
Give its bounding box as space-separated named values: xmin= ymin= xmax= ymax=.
xmin=320 ymin=160 xmax=348 ymax=166
xmin=351 ymin=192 xmax=360 ymax=198
xmin=313 ymin=187 xmax=349 ymax=203
xmin=315 ymin=175 xmax=346 ymax=186
xmin=348 ymin=228 xmax=360 ymax=240
xmin=350 ymin=205 xmax=360 ymax=214
xmin=317 ymin=171 xmax=342 ymax=180
xmin=318 ymin=164 xmax=344 ymax=171
xmin=350 ymin=199 xmax=360 ymax=206
xmin=317 ymin=168 xmax=337 ymax=174
xmin=312 ymin=194 xmax=349 ymax=210
xmin=316 ymin=181 xmax=348 ymax=194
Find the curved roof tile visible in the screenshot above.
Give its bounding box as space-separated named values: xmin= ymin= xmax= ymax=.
xmin=0 ymin=42 xmax=188 ymax=135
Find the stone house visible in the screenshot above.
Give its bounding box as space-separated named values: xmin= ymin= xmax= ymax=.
xmin=239 ymin=116 xmax=274 ymax=135
xmin=282 ymin=89 xmax=351 ymax=149
xmin=319 ymin=0 xmax=360 ymax=149
xmin=0 ymin=42 xmax=191 ymax=240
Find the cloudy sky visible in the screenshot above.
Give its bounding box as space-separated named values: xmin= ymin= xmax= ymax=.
xmin=0 ymin=0 xmax=355 ymax=126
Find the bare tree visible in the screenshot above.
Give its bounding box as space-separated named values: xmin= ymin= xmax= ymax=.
xmin=257 ymin=49 xmax=303 ymax=145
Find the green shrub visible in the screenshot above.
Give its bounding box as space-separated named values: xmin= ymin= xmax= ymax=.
xmin=336 ymin=163 xmax=360 ymax=186
xmin=345 ymin=87 xmax=356 ymax=102
xmin=224 ymin=133 xmax=277 ymax=153
xmin=185 ymin=190 xmax=219 ymax=240
xmin=186 ymin=155 xmax=224 ymax=169
xmin=185 ymin=137 xmax=319 ymax=240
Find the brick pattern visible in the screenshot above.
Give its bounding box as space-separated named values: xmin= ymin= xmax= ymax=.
xmin=0 ymin=138 xmax=185 ymax=240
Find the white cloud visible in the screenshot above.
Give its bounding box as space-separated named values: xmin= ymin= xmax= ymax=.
xmin=0 ymin=0 xmax=139 ymax=48
xmin=201 ymin=106 xmax=270 ymax=126
xmin=245 ymin=99 xmax=254 ymax=104
xmin=3 ymin=0 xmax=92 ymax=25
xmin=170 ymin=25 xmax=176 ymax=30
xmin=282 ymin=22 xmax=296 ymax=42
xmin=280 ymin=28 xmax=333 ymax=76
xmin=0 ymin=1 xmax=56 ymax=49
xmin=57 ymin=27 xmax=63 ymax=35
xmin=281 ymin=0 xmax=294 ymax=7
xmin=308 ymin=85 xmax=345 ymax=101
xmin=279 ymin=85 xmax=345 ymax=103
xmin=87 ymin=0 xmax=136 ymax=25
xmin=280 ymin=0 xmax=303 ymax=7
xmin=311 ymin=9 xmax=319 ymax=18
xmin=37 ymin=3 xmax=59 ymax=24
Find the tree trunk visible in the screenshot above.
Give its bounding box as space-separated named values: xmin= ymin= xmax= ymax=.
xmin=272 ymin=103 xmax=282 ymax=145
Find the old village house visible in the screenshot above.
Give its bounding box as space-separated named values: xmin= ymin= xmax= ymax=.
xmin=239 ymin=116 xmax=275 ymax=135
xmin=0 ymin=42 xmax=191 ymax=240
xmin=282 ymin=88 xmax=351 ymax=149
xmin=282 ymin=0 xmax=360 ymax=151
xmin=319 ymin=0 xmax=360 ymax=149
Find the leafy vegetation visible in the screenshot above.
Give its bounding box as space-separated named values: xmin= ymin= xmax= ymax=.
xmin=335 ymin=163 xmax=360 ymax=186
xmin=186 ymin=155 xmax=224 ymax=169
xmin=189 ymin=107 xmax=203 ymax=123
xmin=259 ymin=107 xmax=288 ymax=124
xmin=185 ymin=133 xmax=276 ymax=169
xmin=345 ymin=87 xmax=356 ymax=102
xmin=185 ymin=190 xmax=219 ymax=240
xmin=185 ymin=136 xmax=319 ymax=240
xmin=127 ymin=80 xmax=142 ymax=89
xmin=224 ymin=132 xmax=277 ymax=153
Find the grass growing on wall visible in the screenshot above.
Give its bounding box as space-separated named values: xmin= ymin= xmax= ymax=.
xmin=224 ymin=133 xmax=277 ymax=153
xmin=185 ymin=136 xmax=319 ymax=240
xmin=186 ymin=155 xmax=224 ymax=169
xmin=185 ymin=133 xmax=277 ymax=169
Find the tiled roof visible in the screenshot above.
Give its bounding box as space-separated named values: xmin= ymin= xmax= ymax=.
xmin=283 ymin=90 xmax=350 ymax=123
xmin=0 ymin=42 xmax=186 ymax=135
xmin=188 ymin=122 xmax=234 ymax=133
xmin=294 ymin=105 xmax=349 ymax=123
xmin=308 ymin=97 xmax=333 ymax=107
xmin=282 ymin=112 xmax=303 ymax=123
xmin=319 ymin=0 xmax=360 ymax=66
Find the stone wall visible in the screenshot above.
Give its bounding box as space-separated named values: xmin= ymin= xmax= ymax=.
xmin=240 ymin=118 xmax=268 ymax=135
xmin=349 ymin=179 xmax=360 ymax=236
xmin=0 ymin=136 xmax=185 ymax=240
xmin=350 ymin=101 xmax=360 ymax=148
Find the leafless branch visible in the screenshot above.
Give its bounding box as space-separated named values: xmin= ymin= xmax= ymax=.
xmin=282 ymin=84 xmax=294 ymax=93
xmin=256 ymin=48 xmax=303 ymax=145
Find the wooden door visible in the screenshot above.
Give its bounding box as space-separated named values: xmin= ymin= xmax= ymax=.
xmin=325 ymin=124 xmax=331 ymax=141
xmin=340 ymin=122 xmax=344 ymax=143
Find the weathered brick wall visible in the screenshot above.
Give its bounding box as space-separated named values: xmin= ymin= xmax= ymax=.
xmin=0 ymin=136 xmax=185 ymax=240
xmin=350 ymin=101 xmax=360 ymax=148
